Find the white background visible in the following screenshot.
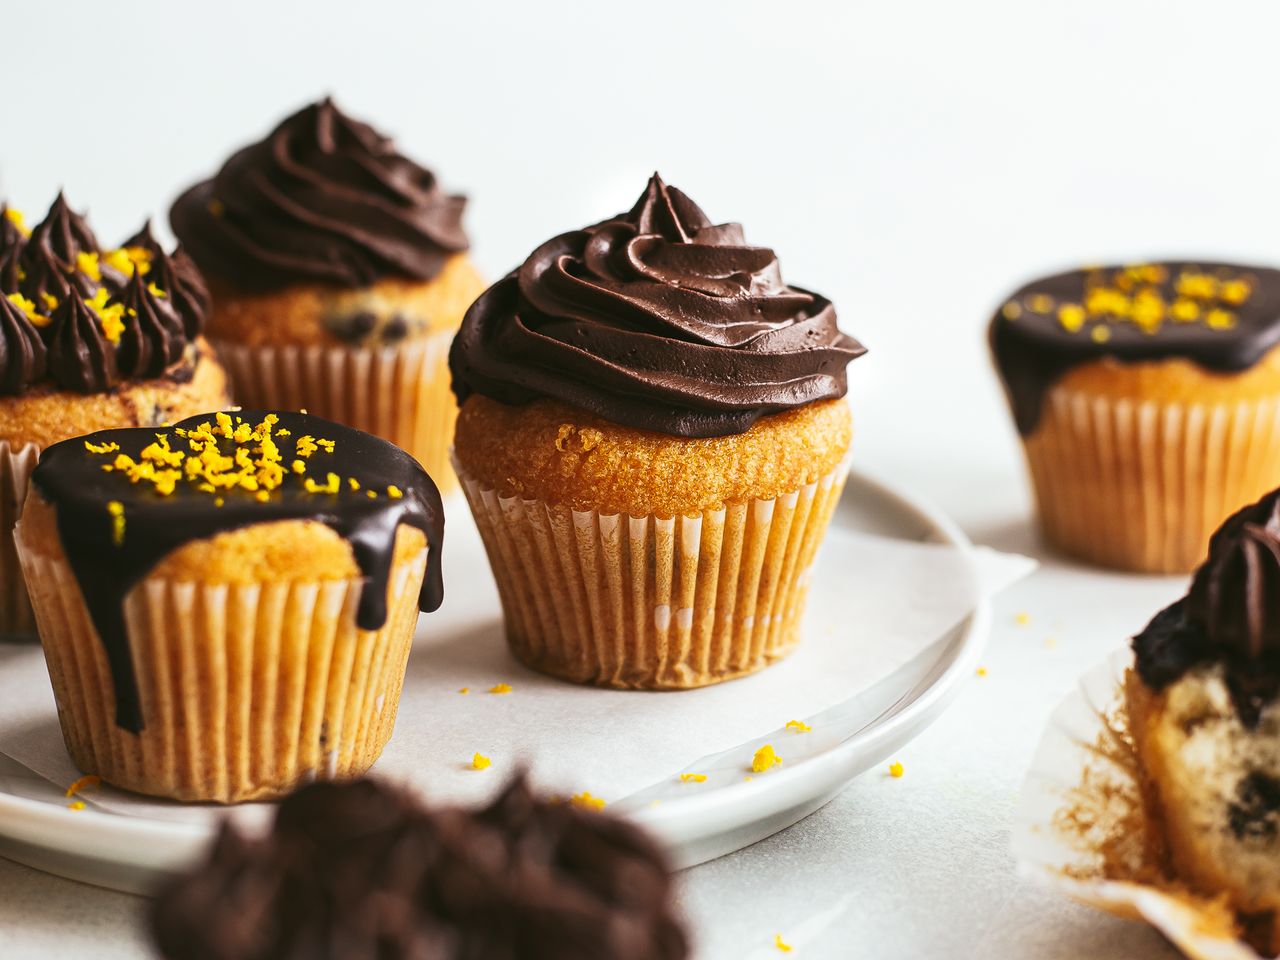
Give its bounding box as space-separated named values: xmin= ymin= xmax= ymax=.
xmin=1 ymin=0 xmax=1272 ymax=956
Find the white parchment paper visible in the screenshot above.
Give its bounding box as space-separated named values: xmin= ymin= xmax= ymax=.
xmin=0 ymin=502 xmax=1032 ymax=831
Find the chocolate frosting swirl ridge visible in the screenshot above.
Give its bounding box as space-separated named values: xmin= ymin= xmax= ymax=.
xmin=1134 ymin=489 xmax=1280 ymax=725
xmin=46 ymin=288 xmax=118 ymax=393
xmin=152 ymin=775 xmax=689 ymax=960
xmin=450 ymin=174 xmax=865 ymax=438
xmin=112 ymin=270 xmax=185 ymax=379
xmin=0 ymin=294 xmax=46 ymax=392
xmin=169 ymin=97 xmax=469 ymax=291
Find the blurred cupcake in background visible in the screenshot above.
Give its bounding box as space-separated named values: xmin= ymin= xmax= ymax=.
xmin=450 ymin=174 xmax=865 ymax=690
xmin=991 ymin=262 xmax=1280 ymax=573
xmin=0 ymin=195 xmax=229 ymax=638
xmin=170 ymin=98 xmax=485 ymax=492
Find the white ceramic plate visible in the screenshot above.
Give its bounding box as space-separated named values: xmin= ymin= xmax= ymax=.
xmin=0 ymin=469 xmax=988 ymax=894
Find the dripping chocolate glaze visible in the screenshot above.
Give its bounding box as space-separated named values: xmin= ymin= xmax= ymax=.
xmin=990 ymin=262 xmax=1280 ymax=435
xmin=31 ymin=411 xmax=444 ymax=733
xmin=1133 ymin=488 xmax=1280 ymax=727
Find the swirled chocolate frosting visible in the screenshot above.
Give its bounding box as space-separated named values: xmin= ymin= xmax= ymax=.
xmin=991 ymin=262 xmax=1280 ymax=435
xmin=0 ymin=195 xmax=211 ymax=395
xmin=1133 ymin=489 xmax=1280 ymax=725
xmin=152 ymin=775 xmax=689 ymax=960
xmin=450 ymin=173 xmax=865 ymax=438
xmin=32 ymin=411 xmax=444 ymax=732
xmin=169 ymin=98 xmax=469 ymax=292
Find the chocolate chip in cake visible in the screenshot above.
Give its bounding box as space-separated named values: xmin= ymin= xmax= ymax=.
xmin=1228 ymin=773 xmax=1280 ymax=840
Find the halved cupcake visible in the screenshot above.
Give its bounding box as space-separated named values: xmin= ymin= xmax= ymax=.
xmin=1127 ymin=488 xmax=1280 ymax=952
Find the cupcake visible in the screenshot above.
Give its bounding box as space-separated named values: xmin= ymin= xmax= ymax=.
xmin=1126 ymin=488 xmax=1280 ymax=953
xmin=450 ymin=174 xmax=865 ymax=689
xmin=14 ymin=410 xmax=444 ymax=802
xmin=990 ymin=262 xmax=1280 ymax=572
xmin=0 ymin=195 xmax=230 ymax=638
xmin=152 ymin=775 xmax=689 ymax=959
xmin=170 ymin=97 xmax=485 ymax=493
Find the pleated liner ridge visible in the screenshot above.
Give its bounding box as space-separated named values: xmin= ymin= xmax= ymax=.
xmin=216 ymin=332 xmax=459 ymax=493
xmin=1024 ymin=384 xmax=1280 ymax=573
xmin=16 ymin=538 xmax=427 ymax=804
xmin=456 ymin=456 xmax=848 ymax=688
xmin=0 ymin=441 xmax=41 ymax=638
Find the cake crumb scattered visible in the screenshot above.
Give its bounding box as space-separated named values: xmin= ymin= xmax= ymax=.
xmin=471 ymin=753 xmax=491 ymax=771
xmin=752 ymin=744 xmax=781 ymax=773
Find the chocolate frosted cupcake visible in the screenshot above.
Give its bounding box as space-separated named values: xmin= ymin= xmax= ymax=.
xmin=0 ymin=196 xmax=229 ymax=638
xmin=1127 ymin=488 xmax=1280 ymax=952
xmin=451 ymin=174 xmax=865 ymax=689
xmin=152 ymin=775 xmax=689 ymax=960
xmin=171 ymin=98 xmax=485 ymax=492
xmin=991 ymin=262 xmax=1280 ymax=572
xmin=15 ymin=411 xmax=443 ymax=802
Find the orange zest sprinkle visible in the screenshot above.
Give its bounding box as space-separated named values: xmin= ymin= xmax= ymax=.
xmin=571 ymin=791 xmax=606 ymax=811
xmin=751 ymin=744 xmax=781 ymax=773
xmin=471 ymin=752 xmax=492 ymax=771
xmin=679 ymin=773 xmax=708 ymax=783
xmin=65 ymin=774 xmax=101 ymax=798
xmin=785 ymin=719 xmax=812 ymax=733
xmin=489 ymin=683 xmax=512 ymax=695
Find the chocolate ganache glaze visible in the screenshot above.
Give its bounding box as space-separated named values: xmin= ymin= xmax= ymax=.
xmin=0 ymin=195 xmax=210 ymax=395
xmin=1133 ymin=488 xmax=1280 ymax=726
xmin=450 ymin=173 xmax=865 ymax=438
xmin=31 ymin=411 xmax=444 ymax=733
xmin=991 ymin=262 xmax=1280 ymax=435
xmin=169 ymin=97 xmax=469 ymax=292
xmin=152 ymin=775 xmax=689 ymax=960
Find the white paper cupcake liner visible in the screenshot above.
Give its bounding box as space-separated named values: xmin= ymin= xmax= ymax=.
xmin=454 ymin=454 xmax=848 ymax=689
xmin=1024 ymin=388 xmax=1280 ymax=573
xmin=1013 ymin=649 xmax=1267 ymax=960
xmin=216 ymin=330 xmax=459 ymax=492
xmin=15 ymin=542 xmax=427 ymax=803
xmin=0 ymin=440 xmax=40 ymax=639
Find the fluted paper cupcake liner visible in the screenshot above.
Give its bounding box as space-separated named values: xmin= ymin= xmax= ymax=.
xmin=217 ymin=332 xmax=459 ymax=493
xmin=15 ymin=543 xmax=427 ymax=803
xmin=0 ymin=440 xmax=41 ymax=640
xmin=455 ymin=455 xmax=848 ymax=689
xmin=1014 ymin=650 xmax=1265 ymax=960
xmin=1023 ymin=387 xmax=1280 ymax=573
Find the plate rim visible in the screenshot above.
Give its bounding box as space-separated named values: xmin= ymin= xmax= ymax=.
xmin=0 ymin=466 xmax=990 ymax=882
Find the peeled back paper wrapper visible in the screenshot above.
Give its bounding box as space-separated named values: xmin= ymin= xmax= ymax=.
xmin=215 ymin=331 xmax=459 ymax=493
xmin=0 ymin=440 xmax=41 ymax=639
xmin=1023 ymin=386 xmax=1280 ymax=573
xmin=1013 ymin=650 xmax=1270 ymax=960
xmin=455 ymin=455 xmax=847 ymax=689
xmin=15 ymin=535 xmax=428 ymax=803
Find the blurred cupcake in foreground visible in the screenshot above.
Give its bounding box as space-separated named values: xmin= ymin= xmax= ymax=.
xmin=0 ymin=195 xmax=229 ymax=638
xmin=152 ymin=775 xmax=689 ymax=959
xmin=1126 ymin=488 xmax=1280 ymax=953
xmin=170 ymin=97 xmax=484 ymax=492
xmin=991 ymin=262 xmax=1280 ymax=572
xmin=15 ymin=410 xmax=444 ymax=802
xmin=450 ymin=173 xmax=865 ymax=689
